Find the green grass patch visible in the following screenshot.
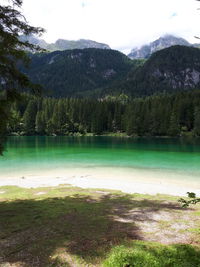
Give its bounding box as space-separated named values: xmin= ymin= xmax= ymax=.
xmin=103 ymin=241 xmax=200 ymax=267
xmin=193 ymin=211 xmax=200 ymax=216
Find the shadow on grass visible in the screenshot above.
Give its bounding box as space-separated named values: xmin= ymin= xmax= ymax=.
xmin=0 ymin=193 xmax=194 ymax=266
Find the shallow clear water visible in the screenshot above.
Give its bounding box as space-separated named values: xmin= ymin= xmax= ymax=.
xmin=1 ymin=136 xmax=200 ymax=181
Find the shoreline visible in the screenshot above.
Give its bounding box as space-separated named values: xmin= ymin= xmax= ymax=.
xmin=1 ymin=166 xmax=200 ymax=196
xmin=7 ymin=133 xmax=200 ymax=138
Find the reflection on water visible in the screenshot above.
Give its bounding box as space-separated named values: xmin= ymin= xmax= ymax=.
xmin=1 ymin=136 xmax=200 ymax=178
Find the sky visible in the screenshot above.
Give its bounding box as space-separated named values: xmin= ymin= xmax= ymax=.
xmin=4 ymin=0 xmax=200 ymax=53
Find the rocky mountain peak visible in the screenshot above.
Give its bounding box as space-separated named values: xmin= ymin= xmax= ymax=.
xmin=128 ymin=35 xmax=191 ymax=59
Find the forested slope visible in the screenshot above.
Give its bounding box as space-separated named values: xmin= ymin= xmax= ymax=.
xmin=107 ymin=46 xmax=200 ymax=97
xmin=22 ymin=48 xmax=133 ymax=97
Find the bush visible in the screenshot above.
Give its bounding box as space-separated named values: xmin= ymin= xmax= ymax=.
xmin=103 ymin=245 xmax=159 ymax=267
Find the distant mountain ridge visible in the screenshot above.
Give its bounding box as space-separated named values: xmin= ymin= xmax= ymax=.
xmin=19 ymin=35 xmax=110 ymax=51
xmin=128 ymin=35 xmax=200 ymax=59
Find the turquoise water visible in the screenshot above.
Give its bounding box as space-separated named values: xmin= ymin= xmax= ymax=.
xmin=1 ymin=136 xmax=200 ymax=179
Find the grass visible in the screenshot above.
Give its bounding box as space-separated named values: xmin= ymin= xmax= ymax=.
xmin=0 ymin=186 xmax=200 ymax=266
xmin=103 ymin=242 xmax=200 ymax=267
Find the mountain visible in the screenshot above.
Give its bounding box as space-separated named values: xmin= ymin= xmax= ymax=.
xmin=19 ymin=35 xmax=110 ymax=51
xmin=22 ymin=48 xmax=133 ymax=97
xmin=47 ymin=39 xmax=110 ymax=51
xmin=114 ymin=45 xmax=200 ymax=97
xmin=19 ymin=35 xmax=49 ymax=49
xmin=128 ymin=35 xmax=192 ymax=59
xmin=22 ymin=45 xmax=200 ymax=98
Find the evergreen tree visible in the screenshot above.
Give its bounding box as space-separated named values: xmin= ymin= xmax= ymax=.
xmin=7 ymin=109 xmax=21 ymax=133
xmin=194 ymin=107 xmax=200 ymax=136
xmin=107 ymin=112 xmax=113 ymax=132
xmin=149 ymin=103 xmax=161 ymax=136
xmin=23 ymin=100 xmax=37 ymax=134
xmin=168 ymin=111 xmax=180 ymax=136
xmin=51 ymin=103 xmax=61 ymax=134
xmin=113 ymin=103 xmax=122 ymax=131
xmin=91 ymin=107 xmax=104 ymax=134
xmin=125 ymin=105 xmax=138 ymax=136
xmin=35 ymin=110 xmax=46 ymax=134
xmin=0 ymin=0 xmax=44 ymax=153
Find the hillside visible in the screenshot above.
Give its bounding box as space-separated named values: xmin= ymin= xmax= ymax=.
xmin=128 ymin=35 xmax=196 ymax=59
xmin=19 ymin=35 xmax=110 ymax=51
xmin=22 ymin=48 xmax=133 ymax=97
xmin=110 ymin=45 xmax=200 ymax=97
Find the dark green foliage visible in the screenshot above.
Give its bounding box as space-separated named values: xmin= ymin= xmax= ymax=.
xmin=194 ymin=107 xmax=200 ymax=136
xmin=179 ymin=192 xmax=200 ymax=208
xmin=23 ymin=100 xmax=38 ymax=134
xmin=0 ymin=0 xmax=44 ymax=153
xmin=7 ymin=108 xmax=21 ymax=133
xmin=35 ymin=110 xmax=46 ymax=134
xmin=7 ymin=90 xmax=200 ymax=137
xmin=168 ymin=111 xmax=180 ymax=136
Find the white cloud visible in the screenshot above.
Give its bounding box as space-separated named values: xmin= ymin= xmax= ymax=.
xmin=17 ymin=0 xmax=200 ymax=53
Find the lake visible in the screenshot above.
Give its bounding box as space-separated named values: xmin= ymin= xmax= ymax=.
xmin=1 ymin=136 xmax=200 ymax=178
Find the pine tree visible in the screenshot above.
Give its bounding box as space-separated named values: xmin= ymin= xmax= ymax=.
xmin=35 ymin=111 xmax=46 ymax=134
xmin=91 ymin=108 xmax=104 ymax=134
xmin=7 ymin=109 xmax=21 ymax=133
xmin=125 ymin=105 xmax=138 ymax=136
xmin=168 ymin=111 xmax=180 ymax=136
xmin=113 ymin=103 xmax=122 ymax=131
xmin=51 ymin=103 xmax=61 ymax=134
xmin=194 ymin=107 xmax=200 ymax=136
xmin=23 ymin=100 xmax=38 ymax=134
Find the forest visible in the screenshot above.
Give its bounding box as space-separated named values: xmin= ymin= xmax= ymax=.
xmin=8 ymin=90 xmax=200 ymax=137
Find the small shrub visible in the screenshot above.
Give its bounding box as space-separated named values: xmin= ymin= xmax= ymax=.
xmin=103 ymin=245 xmax=159 ymax=267
xmin=179 ymin=192 xmax=200 ymax=208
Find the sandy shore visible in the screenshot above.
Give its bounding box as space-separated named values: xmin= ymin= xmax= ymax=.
xmin=0 ymin=166 xmax=200 ymax=196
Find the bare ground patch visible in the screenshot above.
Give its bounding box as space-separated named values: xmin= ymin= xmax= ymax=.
xmin=111 ymin=199 xmax=200 ymax=245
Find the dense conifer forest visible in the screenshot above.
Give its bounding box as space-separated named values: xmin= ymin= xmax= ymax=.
xmin=8 ymin=90 xmax=200 ymax=137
